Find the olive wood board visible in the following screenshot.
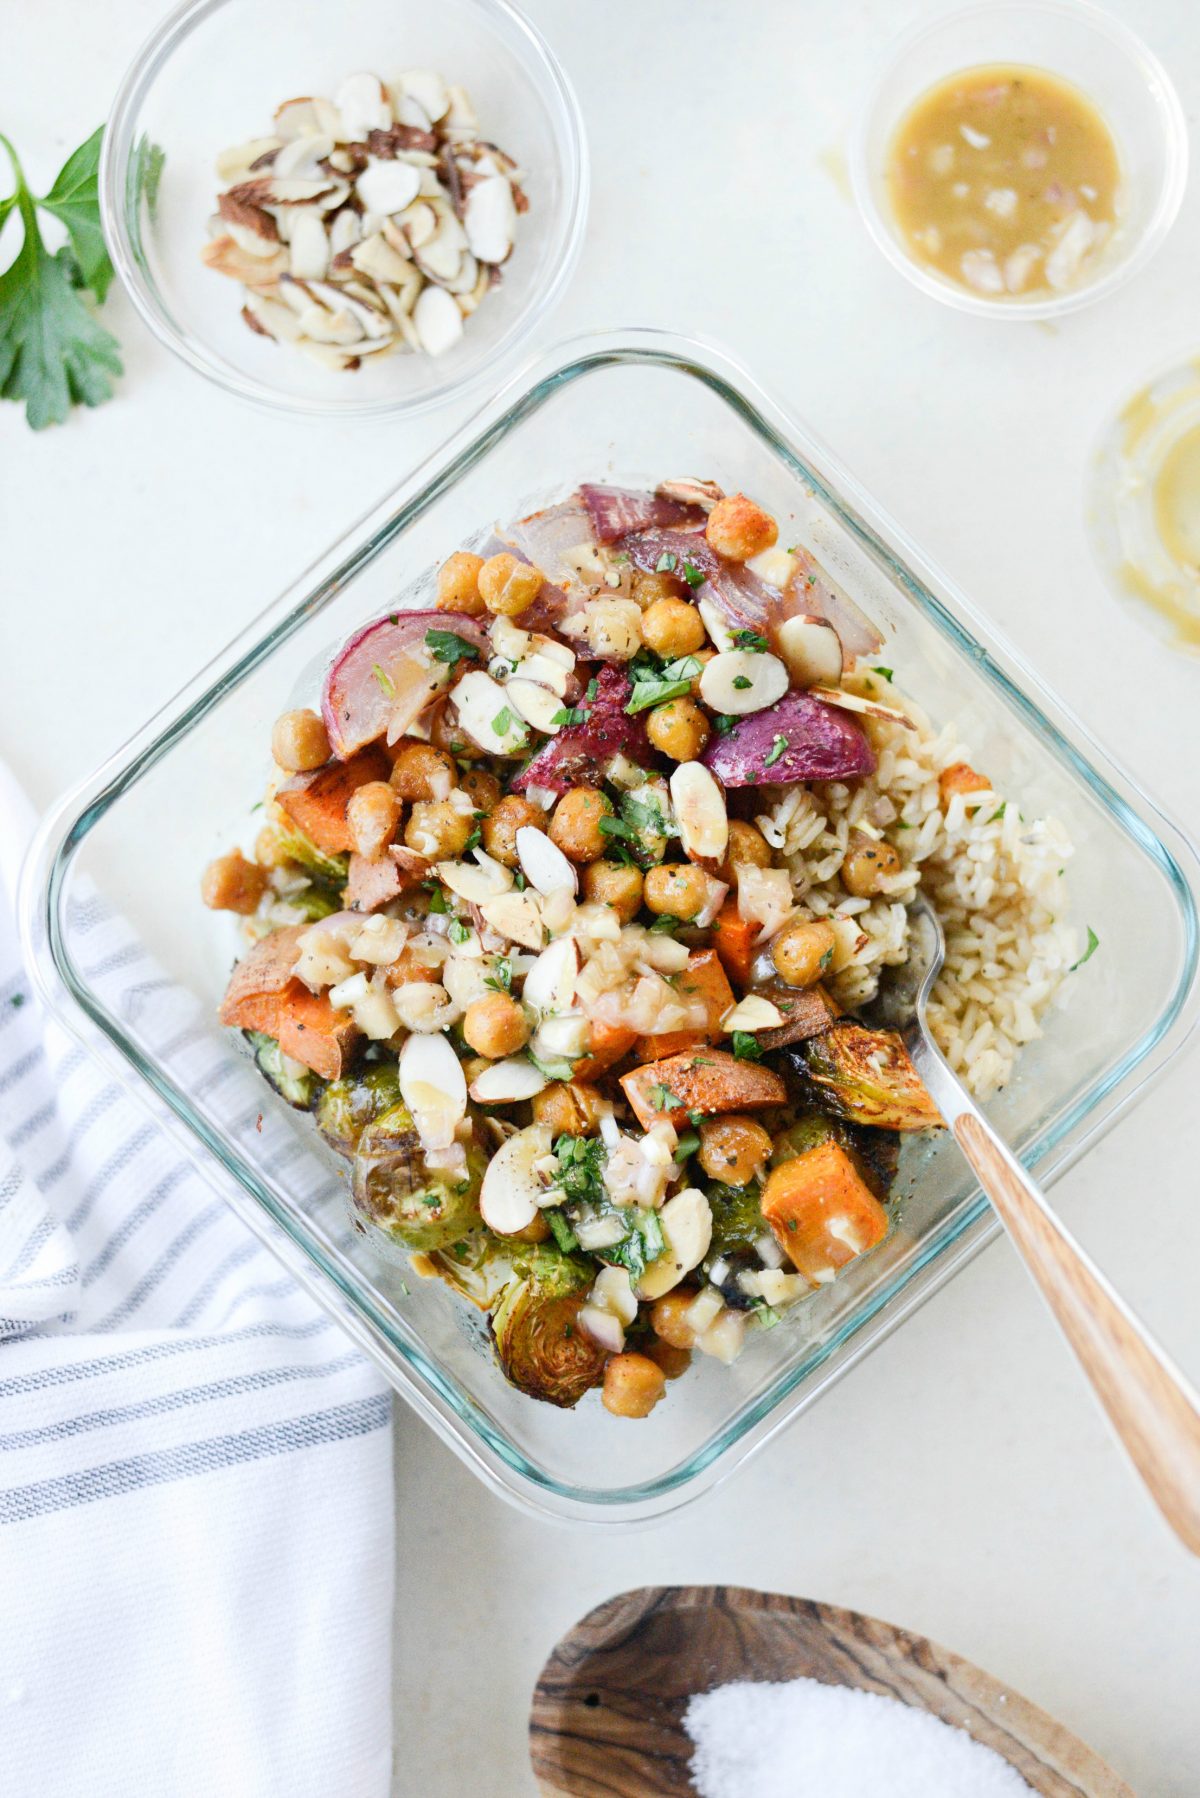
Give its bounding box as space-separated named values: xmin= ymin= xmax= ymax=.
xmin=530 ymin=1585 xmax=1133 ymax=1797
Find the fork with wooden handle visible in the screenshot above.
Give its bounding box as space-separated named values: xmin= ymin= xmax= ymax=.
xmin=879 ymin=897 xmax=1200 ymax=1554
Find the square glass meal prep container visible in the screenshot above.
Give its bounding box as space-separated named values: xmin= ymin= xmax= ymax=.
xmin=21 ymin=329 xmax=1200 ymax=1525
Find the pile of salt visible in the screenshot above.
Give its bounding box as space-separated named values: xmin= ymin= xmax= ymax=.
xmin=685 ymin=1677 xmax=1034 ymax=1798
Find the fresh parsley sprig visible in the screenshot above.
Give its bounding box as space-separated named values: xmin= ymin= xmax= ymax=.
xmin=0 ymin=127 xmax=123 ymax=429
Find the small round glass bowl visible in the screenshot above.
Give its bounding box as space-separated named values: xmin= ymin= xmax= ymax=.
xmin=101 ymin=0 xmax=588 ymax=417
xmin=850 ymin=0 xmax=1188 ymax=321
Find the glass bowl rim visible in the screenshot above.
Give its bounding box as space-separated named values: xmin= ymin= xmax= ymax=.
xmin=19 ymin=327 xmax=1200 ymax=1522
xmin=98 ymin=0 xmax=591 ymax=418
xmin=848 ymin=0 xmax=1190 ymax=322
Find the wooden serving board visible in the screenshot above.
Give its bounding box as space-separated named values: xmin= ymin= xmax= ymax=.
xmin=530 ymin=1585 xmax=1133 ymax=1798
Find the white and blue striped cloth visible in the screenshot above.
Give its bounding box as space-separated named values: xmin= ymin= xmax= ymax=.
xmin=0 ymin=768 xmax=394 ymax=1798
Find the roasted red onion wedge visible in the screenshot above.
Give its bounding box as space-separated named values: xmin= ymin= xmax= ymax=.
xmin=511 ymin=664 xmax=650 ymax=795
xmin=579 ymin=484 xmax=704 ymax=543
xmin=321 ymin=609 xmax=488 ymax=759
xmin=702 ymin=689 xmax=876 ymax=785
xmin=786 ymin=549 xmax=883 ymax=659
xmin=621 ymin=526 xmax=782 ymax=636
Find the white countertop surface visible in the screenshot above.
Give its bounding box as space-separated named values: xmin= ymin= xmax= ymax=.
xmin=5 ymin=1 xmax=1200 ymax=1792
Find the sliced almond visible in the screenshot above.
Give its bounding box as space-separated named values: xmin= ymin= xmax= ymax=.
xmin=777 ymin=615 xmax=845 ymax=690
xmin=451 ymin=669 xmax=528 ymax=755
xmin=397 ymin=68 xmax=450 ymax=123
xmin=395 ymin=95 xmax=433 ymax=132
xmin=810 ymin=686 xmax=914 ymax=728
xmin=377 ymin=268 xmax=423 ymax=323
xmin=516 ymin=827 xmax=578 ymax=898
xmin=670 ymin=763 xmax=728 ymax=865
xmin=505 ymin=678 xmax=565 ymax=735
xmin=479 ymin=890 xmax=546 ymax=952
xmin=828 ymin=914 xmax=870 ymax=971
xmin=721 ymin=995 xmax=784 ymax=1032
xmin=470 ymin=1057 xmax=547 ymax=1104
xmin=514 ymin=651 xmax=570 ymax=698
xmin=242 ymin=292 xmax=304 ymax=343
xmin=349 ymin=231 xmax=413 ymax=286
xmin=699 ymin=649 xmax=789 ymax=716
xmin=275 ymin=98 xmax=322 ymax=141
xmin=464 ymin=175 xmax=516 ymax=264
xmin=336 ymin=71 xmax=392 ymax=141
xmin=521 ymin=935 xmax=579 ymax=1013
xmin=528 ymin=634 xmax=576 ymax=674
xmin=273 ymin=134 xmax=335 ymax=181
xmin=398 ymin=1031 xmax=466 ymax=1152
xmin=413 ymin=283 xmax=464 ymax=356
xmin=356 ymin=157 xmax=422 ymax=216
xmin=394 ymin=201 xmax=437 ymax=249
xmin=415 ymin=233 xmax=463 ymax=284
xmin=479 ymin=1123 xmax=552 ymax=1235
xmin=656 ymin=477 xmax=723 ymax=511
xmin=298 ymin=303 xmax=363 ymax=346
xmin=636 ymin=1188 xmax=714 ymax=1300
xmin=441 ymin=250 xmax=480 ymax=296
xmin=298 ymin=341 xmax=361 ymax=372
xmin=226 ymin=220 xmax=282 ymax=259
xmin=491 ymin=615 xmax=531 ymax=663
xmin=201 ymin=235 xmax=288 ymax=289
xmin=443 ymin=83 xmax=479 ymax=136
xmin=698 ymin=596 xmax=735 ymax=652
xmin=287 ymin=211 xmax=329 ymax=280
xmin=216 ymin=137 xmax=280 ymax=183
xmin=243 ymin=176 xmax=338 ymax=207
xmin=590 ymin=1265 xmax=639 ymax=1326
xmin=329 ymin=209 xmax=363 ymax=257
xmin=436 ymin=852 xmax=514 ymax=905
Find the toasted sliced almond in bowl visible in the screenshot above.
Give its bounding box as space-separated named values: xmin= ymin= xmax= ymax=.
xmin=396 ymin=68 xmax=450 ymax=122
xmin=275 ymin=98 xmax=323 ymax=140
xmin=470 ymin=1057 xmax=548 ymax=1104
xmin=272 ymin=134 xmax=336 ymax=180
xmin=777 ymin=615 xmax=844 ymax=689
xmin=349 ymin=231 xmax=413 ymax=286
xmin=479 ymin=1123 xmax=553 ymax=1234
xmin=398 ymin=1031 xmax=466 ymax=1151
xmin=298 ymin=304 xmax=363 ymax=346
xmin=516 ymin=827 xmax=578 ymax=898
xmin=413 ymin=283 xmax=464 ymax=356
xmin=287 ymin=211 xmax=330 ymax=280
xmin=521 ymin=935 xmax=579 ymax=1013
xmin=464 ymin=175 xmax=516 ymax=264
xmin=699 ymin=650 xmax=789 ymax=716
xmin=242 ymin=292 xmax=304 ymax=343
xmin=810 ymin=686 xmax=914 ymax=727
xmin=721 ymin=995 xmax=785 ymax=1032
xmin=329 ymin=209 xmax=362 ymax=257
xmin=356 ymin=157 xmax=422 ymax=216
xmin=217 ymin=138 xmax=281 ymax=182
xmin=670 ymin=763 xmax=728 ymax=865
xmin=336 ymin=71 xmax=392 ymax=140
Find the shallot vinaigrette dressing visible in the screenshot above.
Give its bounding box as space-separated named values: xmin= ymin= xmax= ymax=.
xmin=886 ymin=64 xmax=1121 ymax=300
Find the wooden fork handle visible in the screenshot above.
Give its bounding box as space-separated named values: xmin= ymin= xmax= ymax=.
xmin=954 ymin=1110 xmax=1200 ymax=1555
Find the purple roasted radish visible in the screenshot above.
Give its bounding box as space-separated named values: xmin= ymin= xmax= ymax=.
xmin=702 ymin=689 xmax=876 ymax=786
xmin=511 ymin=665 xmax=650 ymax=795
xmin=321 ymin=610 xmax=489 ymax=759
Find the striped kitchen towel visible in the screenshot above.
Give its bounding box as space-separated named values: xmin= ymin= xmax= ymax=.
xmin=0 ymin=764 xmax=394 ymax=1798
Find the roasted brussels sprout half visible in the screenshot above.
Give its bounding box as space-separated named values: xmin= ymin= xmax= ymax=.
xmin=351 ymin=1103 xmax=485 ymax=1251
xmin=705 ymin=1181 xmax=767 ymax=1260
xmin=770 ymin=1109 xmax=900 ymax=1204
xmin=490 ymin=1248 xmax=608 ymax=1408
xmin=245 ymin=1031 xmax=317 ymax=1110
xmin=316 ymin=1063 xmax=402 ymax=1158
xmin=795 ymin=1024 xmax=941 ymax=1132
xmin=275 ymin=825 xmax=350 ymax=891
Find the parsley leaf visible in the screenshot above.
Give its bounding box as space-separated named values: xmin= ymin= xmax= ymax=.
xmin=713 ymin=713 xmax=737 ymax=736
xmin=764 ymin=734 xmax=789 ymax=767
xmin=655 ymin=551 xmax=678 ymax=573
xmin=1070 ymin=926 xmax=1100 ymax=973
xmin=448 ymin=918 xmax=471 ymax=945
xmin=425 ymin=629 xmax=481 ymax=669
xmin=492 ymin=706 xmax=514 ymax=736
xmin=681 ymin=560 xmax=704 ymax=589
xmin=732 ymin=674 xmax=752 ymax=691
xmin=484 ymin=956 xmax=512 ymax=991
xmin=674 ymin=1129 xmax=700 ymax=1162
xmin=0 ymin=129 xmax=122 ymax=429
xmin=731 ymin=1031 xmax=762 ymax=1061
xmin=872 ymin=665 xmax=894 ymax=682
xmin=585 ymin=677 xmax=599 ymax=702
xmin=649 ymin=1082 xmax=682 ymax=1111
xmin=625 ymin=654 xmax=702 ymax=715
xmin=426 ymin=885 xmax=449 ymax=914
xmin=648 ymin=913 xmax=682 ymax=934
xmin=371 ymin=662 xmax=395 ymax=697
xmin=732 ymin=629 xmax=769 ymax=653
xmin=550 ymin=705 xmax=588 ymax=728
xmin=546 ymin=1209 xmax=579 ymax=1254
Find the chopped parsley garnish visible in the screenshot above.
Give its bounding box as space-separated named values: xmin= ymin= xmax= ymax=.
xmin=674 ymin=1130 xmax=701 ymax=1162
xmin=464 ymin=827 xmax=482 ymax=852
xmin=448 ymin=918 xmax=471 ymax=945
xmin=713 ymin=713 xmax=737 ymax=736
xmin=9 ymin=992 xmax=25 ymax=1009
xmin=426 ymin=885 xmax=449 ymax=914
xmin=655 ymin=551 xmax=678 ymax=573
xmin=425 ymin=629 xmax=482 ymax=669
xmin=763 ymin=734 xmax=789 ymax=767
xmin=681 ymin=560 xmax=704 ymax=589
xmin=649 ymin=1082 xmax=682 ymax=1111
xmin=732 ymin=629 xmax=769 ymax=652
xmin=688 ymin=1110 xmax=704 ymax=1128
xmin=731 ymin=1031 xmax=762 ymax=1061
xmin=872 ymin=665 xmax=894 ymax=682
xmin=546 ymin=1209 xmax=579 ymax=1254
xmin=602 ymin=1206 xmax=666 ymax=1284
xmin=553 ymin=1135 xmax=607 ymax=1206
xmin=648 ymin=913 xmax=682 ymax=934
xmin=492 ymin=706 xmax=514 ymax=737
xmin=819 ymin=947 xmax=834 ymax=972
xmin=989 ymin=803 xmax=1006 ymax=822
xmin=624 ymin=654 xmax=702 ymax=715
xmin=484 ymin=957 xmax=512 ymax=992
xmin=371 ymin=663 xmax=395 ymax=698
xmin=550 ymin=705 xmax=589 ymax=727
xmin=585 ymin=677 xmax=599 ymax=702
xmin=1070 ymin=926 xmax=1100 ymax=973
xmin=513 ymin=870 xmax=527 ymax=890
xmin=732 ymin=674 xmax=752 ymax=691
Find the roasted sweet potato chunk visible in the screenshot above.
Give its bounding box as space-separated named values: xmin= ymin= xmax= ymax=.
xmin=761 ymin=1138 xmax=889 ymax=1283
xmin=635 ymin=950 xmax=735 ymax=1062
xmin=621 ymin=1049 xmax=786 ymax=1132
xmin=276 ymin=746 xmax=390 ymax=855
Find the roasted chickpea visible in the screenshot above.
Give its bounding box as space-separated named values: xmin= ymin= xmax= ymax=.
xmin=602 ymin=1353 xmax=667 ymax=1419
xmin=481 ymin=794 xmax=546 ymax=867
xmin=436 ymin=550 xmax=486 ymax=616
xmin=720 ymin=819 xmax=773 ymax=887
xmin=404 ymin=800 xmax=472 ymax=861
xmin=531 ymin=1082 xmax=607 ymax=1136
xmin=771 ymin=917 xmax=837 ymax=988
xmin=200 ymin=850 xmax=267 ymax=915
xmin=698 ymin=1115 xmax=773 ymax=1186
xmin=643 ymin=862 xmax=710 ymax=921
xmin=582 ymin=859 xmax=644 ymax=924
xmin=459 ymin=768 xmax=502 ymax=813
xmin=508 ymin=1211 xmax=552 ymax=1245
xmin=550 ymin=787 xmax=612 ymax=865
xmin=651 ymin=1290 xmax=699 ymax=1350
xmin=841 ymin=833 xmax=902 ymax=898
xmin=270 ymin=708 xmax=330 ymax=773
xmin=641 ymin=597 xmax=706 ymax=659
xmin=632 ymin=570 xmax=683 ymax=609
xmin=646 ymin=1339 xmax=692 ymax=1381
xmin=346 ymin=781 xmax=401 ymax=859
xmin=389 ymin=742 xmax=458 ymax=803
xmin=705 ymin=492 xmax=778 ymax=562
xmin=478 ymin=552 xmax=543 ymax=617
xmin=939 ymin=761 xmax=991 ymax=805
xmin=645 ymin=696 xmax=710 ymax=762
xmin=463 ymin=992 xmax=530 ymax=1059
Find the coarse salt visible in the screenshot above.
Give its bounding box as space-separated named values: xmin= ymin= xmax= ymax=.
xmin=685 ymin=1677 xmax=1034 ymax=1798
